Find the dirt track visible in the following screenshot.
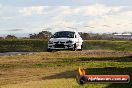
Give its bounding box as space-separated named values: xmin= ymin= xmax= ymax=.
xmin=0 ymin=52 xmax=33 ymax=56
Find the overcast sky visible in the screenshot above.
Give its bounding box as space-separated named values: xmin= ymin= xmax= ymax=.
xmin=0 ymin=0 xmax=132 ymax=37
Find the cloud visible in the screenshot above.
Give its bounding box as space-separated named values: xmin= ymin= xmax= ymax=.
xmin=82 ymin=4 xmax=123 ymax=16
xmin=84 ymin=10 xmax=132 ymax=33
xmin=0 ymin=4 xmax=2 ymax=14
xmin=43 ymin=5 xmax=132 ymax=33
xmin=17 ymin=5 xmax=132 ymax=33
xmin=8 ymin=29 xmax=24 ymax=31
xmin=0 ymin=4 xmax=132 ymax=35
xmin=0 ymin=16 xmax=13 ymax=20
xmin=18 ymin=4 xmax=123 ymax=19
xmin=44 ymin=5 xmax=123 ymax=31
xmin=0 ymin=4 xmax=2 ymax=8
xmin=75 ymin=4 xmax=123 ymax=16
xmin=120 ymin=11 xmax=132 ymax=16
xmin=54 ymin=4 xmax=123 ymax=17
xmin=19 ymin=6 xmax=49 ymax=16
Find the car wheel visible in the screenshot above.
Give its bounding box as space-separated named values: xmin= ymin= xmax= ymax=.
xmin=47 ymin=48 xmax=52 ymax=52
xmin=72 ymin=44 xmax=77 ymax=51
xmin=80 ymin=45 xmax=83 ymax=51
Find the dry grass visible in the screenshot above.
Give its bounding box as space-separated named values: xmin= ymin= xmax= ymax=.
xmin=1 ymin=78 xmax=109 ymax=88
xmin=0 ymin=50 xmax=132 ymax=64
xmin=0 ymin=50 xmax=132 ymax=88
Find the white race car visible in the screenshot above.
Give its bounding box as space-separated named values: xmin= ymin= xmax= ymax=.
xmin=47 ymin=31 xmax=83 ymax=52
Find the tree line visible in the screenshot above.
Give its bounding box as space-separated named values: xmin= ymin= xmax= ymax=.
xmin=0 ymin=31 xmax=132 ymax=40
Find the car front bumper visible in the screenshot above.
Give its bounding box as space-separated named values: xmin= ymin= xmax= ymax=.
xmin=48 ymin=43 xmax=74 ymax=50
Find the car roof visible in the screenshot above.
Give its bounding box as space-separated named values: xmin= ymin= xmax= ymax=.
xmin=56 ymin=30 xmax=78 ymax=33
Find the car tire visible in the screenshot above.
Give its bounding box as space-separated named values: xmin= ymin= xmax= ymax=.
xmin=47 ymin=48 xmax=52 ymax=52
xmin=81 ymin=44 xmax=83 ymax=51
xmin=72 ymin=44 xmax=77 ymax=51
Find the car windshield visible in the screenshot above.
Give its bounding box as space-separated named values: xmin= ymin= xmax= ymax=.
xmin=52 ymin=31 xmax=75 ymax=38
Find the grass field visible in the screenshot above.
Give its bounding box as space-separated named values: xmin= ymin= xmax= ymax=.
xmin=0 ymin=39 xmax=47 ymax=52
xmin=0 ymin=39 xmax=132 ymax=52
xmin=0 ymin=50 xmax=132 ymax=88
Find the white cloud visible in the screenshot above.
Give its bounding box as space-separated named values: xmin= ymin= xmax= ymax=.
xmin=19 ymin=6 xmax=49 ymax=16
xmin=0 ymin=5 xmax=2 ymax=9
xmin=120 ymin=11 xmax=132 ymax=16
xmin=69 ymin=4 xmax=123 ymax=16
xmin=16 ymin=5 xmax=132 ymax=33
xmin=83 ymin=4 xmax=123 ymax=16
xmin=84 ymin=10 xmax=132 ymax=33
xmin=55 ymin=4 xmax=123 ymax=17
xmin=0 ymin=16 xmax=13 ymax=20
xmin=0 ymin=4 xmax=3 ymax=13
xmin=0 ymin=4 xmax=132 ymax=35
xmin=45 ymin=5 xmax=123 ymax=32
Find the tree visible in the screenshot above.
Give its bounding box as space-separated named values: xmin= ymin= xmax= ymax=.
xmin=29 ymin=31 xmax=52 ymax=40
xmin=0 ymin=37 xmax=4 ymax=39
xmin=5 ymin=35 xmax=17 ymax=39
xmin=79 ymin=32 xmax=90 ymax=40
